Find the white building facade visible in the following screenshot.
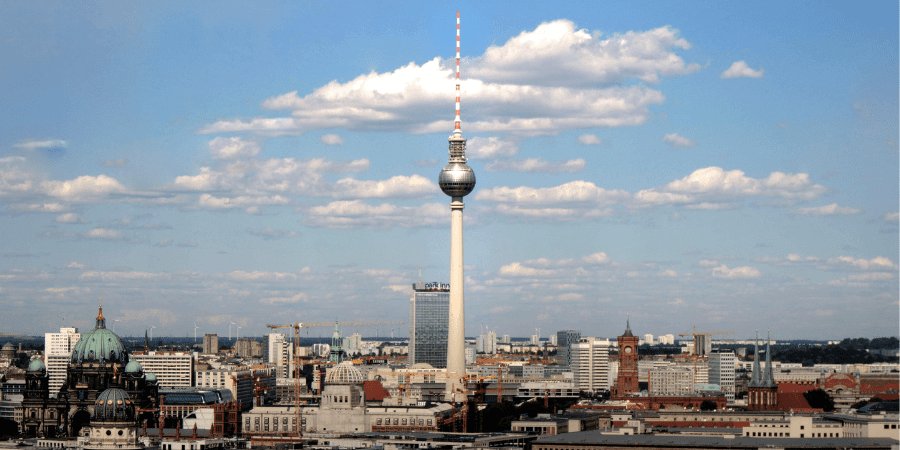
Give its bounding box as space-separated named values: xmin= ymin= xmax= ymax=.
xmin=44 ymin=327 xmax=80 ymax=392
xmin=570 ymin=337 xmax=610 ymax=392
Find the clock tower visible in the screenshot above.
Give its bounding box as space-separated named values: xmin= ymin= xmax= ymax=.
xmin=613 ymin=318 xmax=639 ymax=396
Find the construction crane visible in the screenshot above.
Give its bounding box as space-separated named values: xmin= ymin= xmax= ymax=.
xmin=265 ymin=320 xmax=404 ymax=437
xmin=678 ymin=326 xmax=734 ymax=357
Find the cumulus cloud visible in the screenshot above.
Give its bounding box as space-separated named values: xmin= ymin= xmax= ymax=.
xmin=10 ymin=203 xmax=68 ymax=212
xmin=721 ymin=61 xmax=764 ymax=79
xmin=208 ymin=137 xmax=261 ymax=159
xmin=578 ymin=134 xmax=602 ymax=145
xmin=65 ymin=262 xmax=87 ymax=269
xmin=484 ymin=158 xmax=585 ymax=173
xmin=247 ymin=227 xmax=300 ymax=239
xmin=477 ymin=180 xmax=628 ymax=221
xmin=200 ymin=21 xmax=698 ymax=137
xmin=196 ymin=193 xmax=291 ymax=211
xmin=791 ymin=203 xmax=861 ymax=216
xmin=884 ymin=212 xmax=899 ymax=222
xmin=662 ymin=133 xmax=697 ymax=147
xmin=710 ymin=264 xmax=760 ymax=279
xmin=304 ymin=201 xmax=446 ymax=229
xmin=42 ymin=175 xmax=126 ymax=201
xmin=320 ymin=134 xmax=344 ymax=146
xmin=227 ymin=270 xmax=298 ymax=281
xmin=634 ymin=167 xmax=827 ymax=208
xmin=827 ymin=271 xmax=897 ymax=287
xmin=14 ymin=138 xmax=68 ymax=150
xmin=54 ymin=213 xmax=85 ymax=224
xmin=331 ymin=174 xmax=438 ymax=198
xmin=467 ymin=137 xmax=519 ymax=159
xmin=261 ymin=292 xmax=308 ymax=304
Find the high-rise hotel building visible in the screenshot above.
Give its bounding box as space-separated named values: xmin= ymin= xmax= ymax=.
xmin=408 ymin=282 xmax=449 ymax=368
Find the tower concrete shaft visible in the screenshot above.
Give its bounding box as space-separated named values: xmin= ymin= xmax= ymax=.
xmin=446 ymin=198 xmax=465 ymax=400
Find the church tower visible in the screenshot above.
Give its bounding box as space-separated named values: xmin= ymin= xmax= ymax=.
xmin=748 ymin=330 xmax=778 ymax=410
xmin=613 ymin=318 xmax=639 ymax=396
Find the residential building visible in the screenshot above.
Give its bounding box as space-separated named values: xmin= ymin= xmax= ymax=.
xmin=202 ymin=334 xmax=219 ymax=354
xmin=709 ymin=349 xmax=736 ymax=403
xmin=44 ymin=327 xmax=80 ymax=392
xmin=408 ymin=282 xmax=449 ymax=368
xmin=130 ymin=351 xmax=193 ymax=387
xmin=649 ymin=368 xmax=694 ymax=396
xmin=571 ymin=338 xmax=611 ymax=392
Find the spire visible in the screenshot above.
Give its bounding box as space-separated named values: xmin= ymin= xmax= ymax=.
xmin=144 ymin=329 xmax=149 ymax=352
xmin=453 ymin=10 xmax=461 ymax=138
xmin=95 ymin=297 xmax=106 ymax=329
xmin=749 ymin=330 xmax=761 ymax=387
xmin=762 ymin=329 xmax=776 ymax=388
xmin=622 ymin=316 xmax=634 ymax=337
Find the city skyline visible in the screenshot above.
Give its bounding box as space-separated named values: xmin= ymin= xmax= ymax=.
xmin=0 ymin=2 xmax=897 ymax=340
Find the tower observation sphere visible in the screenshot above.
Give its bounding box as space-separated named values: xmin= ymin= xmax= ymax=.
xmin=438 ymin=161 xmax=476 ymax=198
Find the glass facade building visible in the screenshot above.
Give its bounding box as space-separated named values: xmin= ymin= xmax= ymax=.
xmin=409 ymin=282 xmax=450 ymax=368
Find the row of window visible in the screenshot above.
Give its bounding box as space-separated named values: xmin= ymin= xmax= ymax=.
xmin=375 ymin=417 xmax=433 ymax=426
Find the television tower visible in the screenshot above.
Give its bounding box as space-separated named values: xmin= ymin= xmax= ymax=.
xmin=438 ymin=11 xmax=476 ymax=403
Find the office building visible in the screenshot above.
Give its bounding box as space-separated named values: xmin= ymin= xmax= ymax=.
xmin=556 ymin=330 xmax=581 ymax=368
xmin=130 ymin=351 xmax=193 ymax=387
xmin=709 ymin=349 xmax=736 ymax=403
xmin=265 ymin=333 xmax=294 ymax=378
xmin=44 ymin=327 xmax=80 ymax=392
xmin=408 ymin=282 xmax=449 ymax=368
xmin=649 ymin=368 xmax=694 ymax=396
xmin=202 ymin=334 xmax=219 ymax=354
xmin=643 ymin=334 xmax=654 ymax=345
xmin=571 ymin=337 xmax=611 ymax=392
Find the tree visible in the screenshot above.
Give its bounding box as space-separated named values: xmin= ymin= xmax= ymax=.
xmin=803 ymin=389 xmax=835 ymax=412
xmin=700 ymin=400 xmax=718 ymax=411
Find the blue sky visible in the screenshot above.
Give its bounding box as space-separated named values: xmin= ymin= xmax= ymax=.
xmin=1 ymin=1 xmax=896 ymax=341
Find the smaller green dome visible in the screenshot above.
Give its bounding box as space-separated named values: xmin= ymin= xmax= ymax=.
xmin=2 ymin=341 xmax=13 ymax=349
xmin=145 ymin=372 xmax=157 ymax=382
xmin=125 ymin=360 xmax=143 ymax=373
xmin=27 ymin=359 xmax=46 ymax=372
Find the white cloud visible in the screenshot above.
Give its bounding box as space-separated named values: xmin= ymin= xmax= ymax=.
xmin=208 ymin=137 xmax=261 ymax=159
xmin=320 ymin=134 xmax=344 ymax=146
xmin=484 ymin=158 xmax=585 ymax=173
xmin=83 ymin=228 xmax=123 ymax=240
xmin=884 ymin=212 xmax=899 ymax=222
xmin=80 ymin=271 xmax=169 ymax=282
xmin=721 ymin=61 xmax=764 ymax=79
xmin=710 ymin=264 xmax=761 ymax=279
xmin=13 ymin=138 xmax=68 ymax=150
xmin=467 ymin=137 xmax=520 ymax=159
xmin=698 ymin=259 xmax=719 ymax=267
xmin=791 ymin=203 xmax=861 ymax=216
xmin=582 ymin=252 xmax=610 ymax=264
xmin=196 ymin=193 xmax=290 ymax=211
xmin=201 ymin=22 xmax=697 ymax=137
xmin=662 ymin=133 xmax=697 ymax=147
xmin=578 ymin=134 xmax=602 ymax=145
xmin=303 ymin=201 xmax=446 ymax=229
xmin=478 ymin=180 xmax=628 ymax=205
xmin=827 ymin=272 xmax=898 ymax=287
xmin=54 ymin=213 xmax=85 ymax=224
xmin=827 ymin=256 xmax=897 ymax=271
xmin=668 ymin=298 xmax=685 ymax=306
xmin=331 ymin=174 xmax=438 ymax=198
xmin=247 ymin=227 xmax=300 ymax=239
xmin=41 ymin=175 xmax=126 ymax=200
xmin=65 ymin=262 xmax=87 ymax=269
xmin=634 ymin=167 xmax=827 ymax=207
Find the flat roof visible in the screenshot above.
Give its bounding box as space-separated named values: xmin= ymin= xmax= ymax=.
xmin=535 ymin=431 xmax=898 ymax=448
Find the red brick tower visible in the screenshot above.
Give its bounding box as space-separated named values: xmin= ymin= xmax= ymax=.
xmin=613 ymin=318 xmax=639 ymax=396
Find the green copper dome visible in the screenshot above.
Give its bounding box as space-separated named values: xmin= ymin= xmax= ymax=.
xmin=70 ymin=305 xmax=128 ymax=364
xmin=145 ymin=372 xmax=157 ymax=382
xmin=27 ymin=359 xmax=46 ymax=372
xmin=93 ymin=388 xmax=135 ymax=421
xmin=124 ymin=360 xmax=143 ymax=373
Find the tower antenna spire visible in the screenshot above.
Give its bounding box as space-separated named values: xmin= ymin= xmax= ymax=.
xmin=454 ymin=10 xmax=461 ymax=137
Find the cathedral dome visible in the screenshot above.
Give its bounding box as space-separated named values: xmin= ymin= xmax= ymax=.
xmin=326 ymin=362 xmax=364 ymax=385
xmin=27 ymin=359 xmax=46 ymax=373
xmin=124 ymin=360 xmax=143 ymax=374
xmin=93 ymin=388 xmax=135 ymax=421
xmin=70 ymin=304 xmax=128 ymax=364
xmin=145 ymin=373 xmax=157 ymax=382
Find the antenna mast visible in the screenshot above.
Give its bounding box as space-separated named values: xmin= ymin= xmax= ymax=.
xmin=454 ymin=11 xmax=461 ymax=137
